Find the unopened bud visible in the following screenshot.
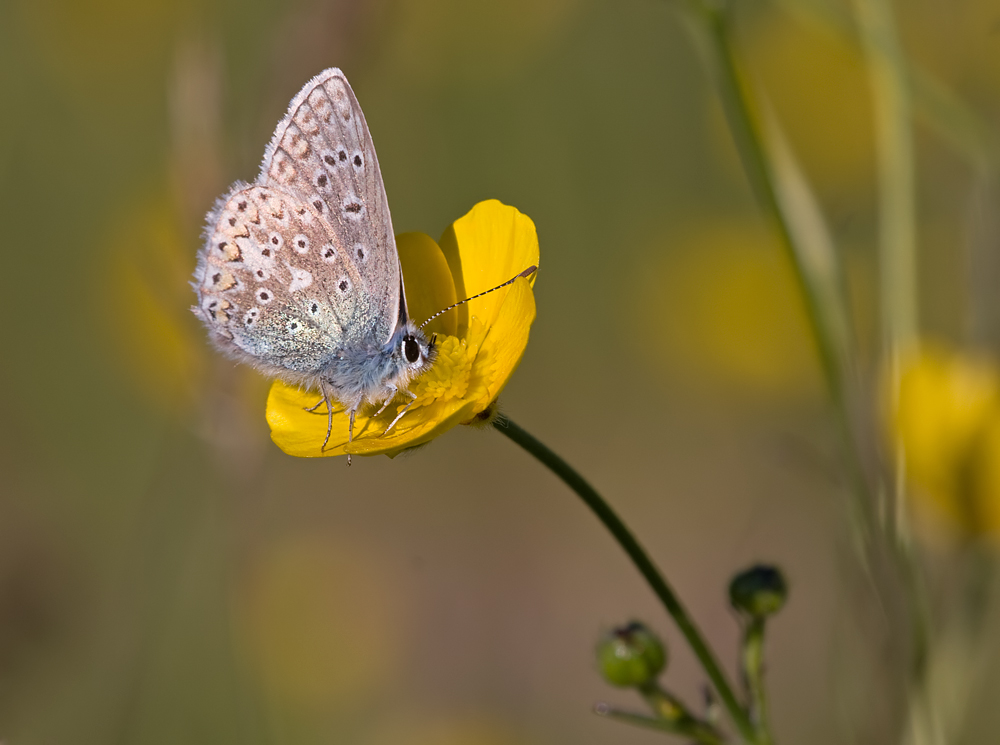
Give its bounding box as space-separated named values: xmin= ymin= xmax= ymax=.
xmin=596 ymin=621 xmax=667 ymax=688
xmin=729 ymin=564 xmax=787 ymax=618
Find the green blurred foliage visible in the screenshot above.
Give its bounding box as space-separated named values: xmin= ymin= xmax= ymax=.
xmin=2 ymin=0 xmax=1000 ymax=743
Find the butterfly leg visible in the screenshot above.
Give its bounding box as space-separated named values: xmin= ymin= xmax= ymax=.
xmin=304 ymin=397 xmax=326 ymax=414
xmin=384 ymin=390 xmax=418 ymax=434
xmin=318 ymin=383 xmax=335 ymax=452
xmin=346 ymin=408 xmax=356 ymax=466
xmin=372 ymin=386 xmax=397 ymax=418
xmin=306 ymin=391 xmax=345 ymax=416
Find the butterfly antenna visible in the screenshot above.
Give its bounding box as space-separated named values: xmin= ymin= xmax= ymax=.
xmin=419 ymin=265 xmax=537 ymax=330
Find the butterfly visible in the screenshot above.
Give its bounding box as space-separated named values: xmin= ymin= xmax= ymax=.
xmin=192 ymin=68 xmax=436 ymax=461
xmin=193 ymin=68 xmax=535 ymax=463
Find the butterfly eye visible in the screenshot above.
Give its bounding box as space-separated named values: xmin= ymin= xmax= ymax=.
xmin=403 ymin=336 xmax=421 ymax=364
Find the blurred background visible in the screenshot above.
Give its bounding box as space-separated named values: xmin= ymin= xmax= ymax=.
xmin=2 ymin=0 xmax=1000 ymax=742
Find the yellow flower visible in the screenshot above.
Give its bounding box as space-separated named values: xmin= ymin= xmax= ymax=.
xmin=233 ymin=534 xmax=401 ymax=713
xmin=742 ymin=11 xmax=874 ymax=195
xmin=103 ymin=191 xmax=207 ymax=413
xmin=266 ymin=200 xmax=539 ymax=458
xmin=891 ymin=344 xmax=1000 ymax=540
xmin=631 ymin=221 xmax=821 ymax=399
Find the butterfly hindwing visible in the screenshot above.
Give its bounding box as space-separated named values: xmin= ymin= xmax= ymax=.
xmin=194 ymin=184 xmax=372 ymax=378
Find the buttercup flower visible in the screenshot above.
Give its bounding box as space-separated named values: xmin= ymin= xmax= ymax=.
xmin=266 ymin=200 xmax=539 ymax=458
xmin=891 ymin=344 xmax=1000 ymax=540
xmin=633 ymin=221 xmax=819 ymax=399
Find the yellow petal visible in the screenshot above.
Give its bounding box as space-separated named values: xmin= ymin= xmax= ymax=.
xmin=267 ymin=382 xmax=349 ymax=458
xmin=438 ymin=200 xmax=539 ymax=339
xmin=267 ymin=378 xmax=473 ymax=459
xmin=465 ymin=277 xmax=537 ymax=414
xmin=892 ymin=344 xmax=1000 ymax=538
xmin=267 ymin=334 xmax=483 ymax=458
xmin=396 ymin=231 xmax=458 ymax=337
xmin=363 ymin=399 xmax=479 ymax=459
xmin=970 ymin=416 xmax=1000 ymax=539
xmin=233 ymin=536 xmax=400 ymax=712
xmin=895 ymin=346 xmax=999 ymax=499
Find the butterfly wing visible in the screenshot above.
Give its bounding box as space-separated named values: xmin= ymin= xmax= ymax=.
xmin=194 ymin=68 xmax=404 ymax=382
xmin=259 ymin=68 xmax=403 ymax=349
xmin=194 ymin=183 xmax=365 ymax=380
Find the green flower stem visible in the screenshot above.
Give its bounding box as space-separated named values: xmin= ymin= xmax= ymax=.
xmin=640 ymin=683 xmax=727 ymax=745
xmin=678 ymin=0 xmax=876 ymax=542
xmin=640 ymin=683 xmax=688 ymax=721
xmin=852 ymin=0 xmax=914 ymax=529
xmin=675 ymin=2 xmax=930 ymax=737
xmin=494 ymin=417 xmax=759 ymax=744
xmin=595 ymin=703 xmax=726 ymax=745
xmin=768 ymin=0 xmax=1000 ymax=172
xmin=854 ymin=0 xmax=918 ymax=352
xmin=852 ymin=0 xmax=931 ymax=686
xmin=741 ymin=618 xmax=772 ymax=745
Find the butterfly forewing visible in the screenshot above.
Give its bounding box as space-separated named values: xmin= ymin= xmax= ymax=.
xmin=259 ymin=69 xmax=401 ymax=348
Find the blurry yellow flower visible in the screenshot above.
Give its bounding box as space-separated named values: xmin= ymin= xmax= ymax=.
xmin=742 ymin=11 xmax=874 ymax=195
xmin=233 ymin=534 xmax=400 ymax=713
xmin=267 ymin=200 xmax=539 ymax=458
xmin=632 ymin=221 xmax=821 ymax=399
xmin=892 ymin=344 xmax=1000 ymax=540
xmin=102 ymin=192 xmax=205 ymax=412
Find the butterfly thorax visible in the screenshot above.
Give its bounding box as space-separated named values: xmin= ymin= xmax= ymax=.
xmin=322 ymin=321 xmax=436 ymax=410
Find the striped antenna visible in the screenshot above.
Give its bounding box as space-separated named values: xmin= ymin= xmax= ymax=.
xmin=419 ymin=265 xmax=537 ymax=330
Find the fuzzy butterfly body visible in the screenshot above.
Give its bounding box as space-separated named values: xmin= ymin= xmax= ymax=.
xmin=193 ymin=68 xmax=434 ymax=453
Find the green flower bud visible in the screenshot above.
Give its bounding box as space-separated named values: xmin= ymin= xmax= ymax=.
xmin=596 ymin=621 xmax=667 ymax=688
xmin=729 ymin=564 xmax=787 ymax=618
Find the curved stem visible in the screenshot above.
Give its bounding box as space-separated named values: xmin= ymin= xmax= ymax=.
xmin=494 ymin=417 xmax=759 ymax=743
